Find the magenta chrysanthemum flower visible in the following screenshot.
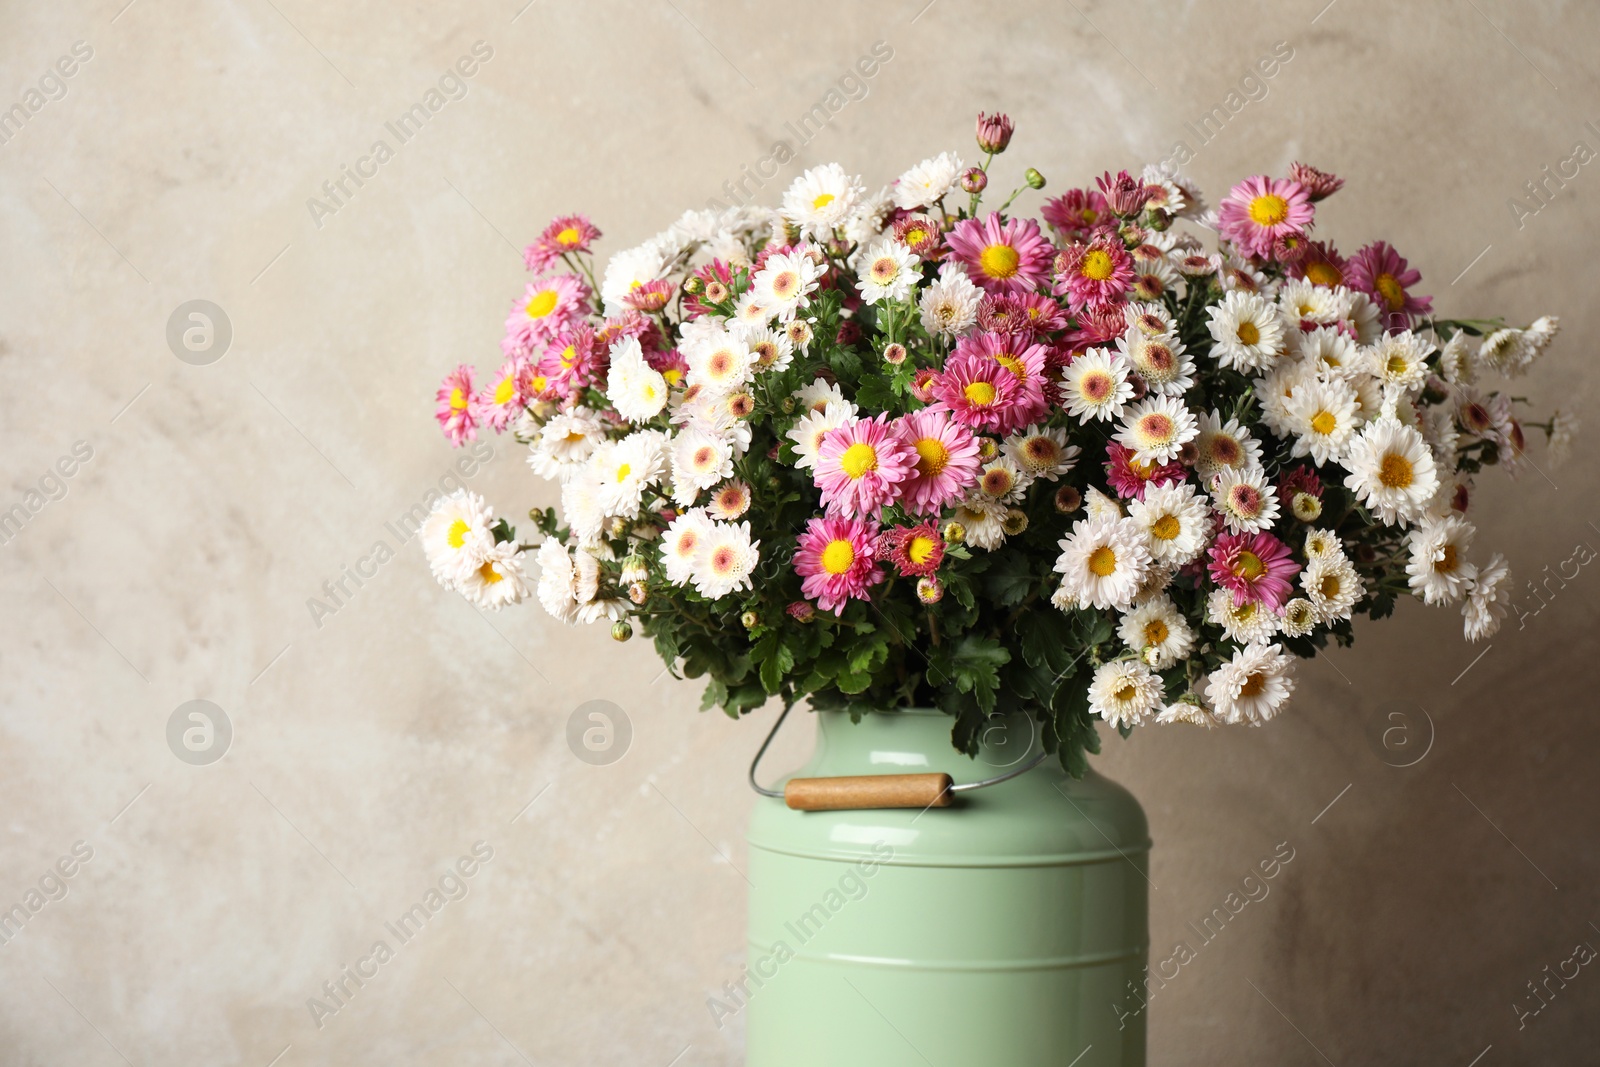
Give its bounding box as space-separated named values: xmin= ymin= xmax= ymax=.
xmin=536 ymin=323 xmax=605 ymax=396
xmin=522 ymin=214 xmax=601 ymax=273
xmin=473 ymin=356 xmax=528 ymax=432
xmin=1289 ymin=240 xmax=1347 ymax=289
xmin=435 ymin=364 xmax=478 ymax=446
xmin=1288 ymin=162 xmax=1344 ymax=202
xmin=1041 ymin=188 xmax=1111 ymax=241
xmin=893 ymin=407 xmax=982 ymax=515
xmin=1275 ymin=464 xmax=1324 ymax=509
xmin=1095 ymin=170 xmax=1154 ymax=217
xmin=945 ymin=212 xmax=1054 ymax=294
xmin=930 ymin=350 xmax=1022 ymax=433
xmin=878 ymin=522 xmax=946 ymax=578
xmin=813 ymin=414 xmax=916 ymax=518
xmin=1065 ymin=303 xmax=1129 ymax=351
xmin=1103 ymin=442 xmax=1185 ymax=500
xmin=504 ymin=273 xmax=590 ymax=350
xmin=1344 ymin=240 xmax=1433 ymax=331
xmin=1216 ymin=176 xmax=1314 ymax=259
xmin=953 ymin=331 xmax=1051 ymax=432
xmin=1052 ymin=235 xmax=1134 ymax=310
xmin=1207 ymin=531 xmax=1300 ymax=611
xmin=794 ymin=515 xmax=885 ymax=615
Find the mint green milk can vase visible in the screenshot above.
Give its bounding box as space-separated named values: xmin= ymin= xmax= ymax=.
xmin=744 ymin=708 xmax=1151 ymax=1066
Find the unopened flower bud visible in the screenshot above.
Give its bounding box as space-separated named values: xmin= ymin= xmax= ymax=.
xmin=883 ymin=343 xmax=908 ymax=365
xmin=741 ymin=610 xmax=760 ymax=629
xmin=607 ymin=517 xmax=629 ymax=538
xmin=781 ymin=396 xmax=797 ymax=414
xmin=682 ymin=276 xmax=705 ymax=296
xmin=943 ymin=521 xmax=967 ymax=544
xmin=1054 ymin=485 xmax=1083 ymax=514
xmin=1025 ymin=168 xmax=1046 ymax=190
xmin=704 ymin=281 xmax=729 ymax=303
xmin=960 ymin=167 xmax=988 ymax=194
xmin=628 ymin=581 xmax=649 ymax=605
xmin=977 ymin=437 xmax=1000 ymax=462
xmin=916 ymin=577 xmax=944 ymax=604
xmin=621 ymin=554 xmax=649 ymax=583
xmin=1291 ymin=492 xmax=1322 ymax=522
xmin=611 ymin=620 xmax=634 ymax=642
xmin=975 ymin=111 xmax=1014 ymax=153
xmin=786 ymin=600 xmax=816 ymax=623
xmin=1002 ymin=508 xmax=1029 ymax=536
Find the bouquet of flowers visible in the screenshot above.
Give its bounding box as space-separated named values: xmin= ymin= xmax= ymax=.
xmin=423 ymin=112 xmax=1574 ymax=774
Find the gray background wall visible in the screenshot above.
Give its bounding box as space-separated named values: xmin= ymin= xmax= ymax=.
xmin=2 ymin=0 xmax=1597 ymax=1063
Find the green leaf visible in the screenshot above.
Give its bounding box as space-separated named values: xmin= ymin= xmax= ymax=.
xmin=982 ymin=553 xmax=1034 ymax=607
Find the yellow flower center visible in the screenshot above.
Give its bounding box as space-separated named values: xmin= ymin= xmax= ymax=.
xmin=526 ymin=289 xmax=559 ymax=318
xmin=1375 ymin=273 xmax=1406 ymax=311
xmin=615 ymin=463 xmax=631 ymax=481
xmin=1319 ymin=574 xmax=1341 ymax=599
xmin=1151 ymin=514 xmax=1181 ymax=541
xmin=477 ymin=561 xmax=503 ymax=585
xmin=1081 ymin=248 xmax=1114 ymax=281
xmin=662 ymin=367 xmax=683 ymax=386
xmin=1143 ymin=619 xmax=1169 ymax=645
xmin=560 ymin=344 xmax=578 ymax=368
xmin=556 ymin=226 xmax=582 ymax=246
xmin=446 ymin=518 xmax=471 ymax=549
xmin=1378 ymin=453 xmax=1414 ymax=489
xmin=908 ymin=535 xmax=937 ymax=566
xmin=1247 ymin=194 xmax=1289 ymax=226
xmin=1088 ymin=545 xmax=1118 ymax=577
xmin=531 ymin=374 xmax=549 ymax=393
xmin=1114 ymin=683 xmax=1138 ymax=703
xmin=871 ymin=257 xmax=899 ymax=283
xmin=992 ymin=352 xmax=1026 ymax=380
xmin=905 ymin=225 xmax=928 ymax=245
xmin=840 ymin=442 xmax=879 ymax=479
xmin=493 ymin=377 xmax=516 ymax=405
xmin=964 ymin=381 xmax=997 ymax=406
xmin=1311 ymin=410 xmax=1337 ymax=435
xmin=914 ymin=438 xmax=949 ymax=476
xmin=1238 ymin=673 xmax=1267 ymax=698
xmin=1305 ymin=262 xmax=1341 ymax=287
xmin=821 ymin=539 xmax=855 ymax=574
xmin=978 ymin=243 xmax=1020 ymax=279
xmin=1236 ymin=320 xmax=1261 ymax=346
xmin=1385 ymin=353 xmax=1409 ymax=377
xmin=1233 ymin=550 xmax=1265 ymax=581
xmin=1438 ymin=544 xmax=1459 ymax=574
xmin=449 ymin=387 xmax=468 ymax=411
xmin=812 ymin=192 xmax=835 ymax=211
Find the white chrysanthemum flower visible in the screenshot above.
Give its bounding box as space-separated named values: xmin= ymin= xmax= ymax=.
xmin=1127 ymin=481 xmax=1211 ymax=565
xmin=684 ymin=329 xmax=754 ymax=394
xmin=690 ymin=521 xmax=759 ymax=599
xmin=976 ymin=456 xmax=1031 ymax=504
xmin=953 ymin=494 xmax=1009 ymax=550
xmin=534 ymin=538 xmax=579 ymax=623
xmin=1049 ymin=577 xmax=1080 ymax=612
xmin=459 ymin=540 xmax=531 ymax=609
xmin=1302 ymin=553 xmax=1364 ymax=622
xmin=1437 ymin=331 xmax=1476 ymax=385
xmin=1219 ymin=254 xmax=1272 ymax=297
xmin=733 ymin=289 xmax=775 ymax=330
xmin=1342 ymin=418 xmax=1439 ymax=527
xmin=786 ymin=401 xmax=856 ymax=471
xmin=856 ymin=237 xmax=920 ymax=305
xmin=1294 ymin=325 xmax=1360 ymax=379
xmin=1548 ymin=408 xmax=1578 ymax=466
xmin=794 ymin=377 xmax=850 ymax=415
xmin=592 ymin=432 xmax=666 ymax=516
xmin=1462 ymin=552 xmax=1512 ymax=641
xmin=1053 ymin=516 xmax=1152 ymax=611
xmin=669 ymin=427 xmax=734 ymax=506
xmin=606 ymin=337 xmax=669 ymax=423
xmin=1210 ymin=465 xmax=1280 ymax=534
xmin=422 ymin=489 xmax=495 ymax=586
xmin=751 ymin=249 xmax=823 ymax=320
xmin=918 ymin=266 xmax=983 ymax=338
xmin=1526 ymin=314 xmax=1560 ymax=351
xmin=527 ymin=407 xmax=606 ymax=482
xmin=1284 ymin=375 xmax=1360 ymax=466
xmin=1304 ymin=528 xmax=1342 ymax=560
xmin=1341 ymin=289 xmax=1383 ymax=345
xmin=1116 ymin=329 xmax=1195 ymax=396
xmin=1119 ymin=596 xmax=1195 ymax=669
xmin=841 ymin=184 xmax=895 ymax=251
xmin=1003 ymin=425 xmax=1080 ymax=481
xmin=1115 ymin=395 xmax=1198 ymax=465
xmin=1278 ymin=278 xmax=1351 ymax=327
xmin=736 ymin=324 xmax=796 ymax=374
xmin=1279 ymin=598 xmax=1317 ymax=637
xmin=1192 ymin=410 xmax=1264 ymax=479
xmin=1478 ymin=328 xmax=1535 ymax=378
xmin=560 ymin=472 xmax=608 ymax=546
xmin=571 ymin=548 xmax=601 ymax=605
xmin=1206 ymin=588 xmax=1280 ymax=645
xmin=781 ymin=162 xmax=865 ymax=240
xmin=1125 ymin=301 xmax=1177 ymax=339
xmin=600 ymin=242 xmax=668 ymax=311
xmin=1207 ymin=289 xmax=1285 ymax=372
xmin=1405 ymin=514 xmax=1478 ymax=606
xmin=660 ymin=509 xmax=713 ymax=586
xmin=1364 ymin=331 xmax=1433 ymax=392
xmin=1062 ymin=349 xmax=1135 ymax=423
xmin=1088 ymin=660 xmax=1164 ymax=729
xmin=1205 ymin=642 xmax=1295 ymax=725
xmin=1256 ymin=358 xmax=1318 ymax=437
xmin=576 ymin=596 xmax=629 ymax=626
xmin=893 ymin=151 xmax=963 ymax=210
xmin=1083 ymin=486 xmax=1126 ymax=521
xmin=1154 ymin=700 xmax=1222 ymax=728
xmin=1420 ymin=404 xmax=1461 ymax=467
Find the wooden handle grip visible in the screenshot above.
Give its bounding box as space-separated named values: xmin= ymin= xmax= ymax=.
xmin=784 ymin=773 xmax=954 ymax=812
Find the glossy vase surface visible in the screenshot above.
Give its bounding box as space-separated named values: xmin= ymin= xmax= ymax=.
xmin=744 ymin=708 xmax=1150 ymax=1066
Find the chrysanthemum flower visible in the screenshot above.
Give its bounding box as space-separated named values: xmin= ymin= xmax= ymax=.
xmin=945 ymin=212 xmax=1054 ymax=294
xmin=460 ymin=540 xmax=532 ymax=609
xmin=606 ymin=338 xmax=670 ymax=423
xmin=1103 ymin=442 xmax=1184 ymax=501
xmin=435 ymin=365 xmax=479 ymax=446
xmin=505 ymin=273 xmax=590 ymax=349
xmin=1208 ymin=531 xmax=1299 ymax=610
xmin=953 ymin=493 xmax=1010 ymax=550
xmin=752 ymin=249 xmax=824 ymax=320
xmin=707 ymin=480 xmax=753 ymax=521
xmin=1302 ymin=553 xmax=1364 ymax=621
xmin=1052 ymin=235 xmax=1133 ymax=309
xmin=1128 ymin=481 xmax=1211 ymax=565
xmin=1462 ymin=552 xmax=1511 ymax=641
xmin=1114 ymin=395 xmax=1199 ymax=465
xmin=1342 ymin=418 xmax=1438 ymax=527
xmin=793 ymin=515 xmax=884 ymax=615
xmin=787 ymin=401 xmax=857 ymax=473
xmin=1363 ymin=331 xmax=1433 ymax=391
xmin=918 ymin=266 xmax=983 ymax=338
xmin=814 ymin=414 xmax=916 ymax=518
xmin=660 ymin=509 xmax=714 ymax=586
xmin=1276 ymin=465 xmax=1324 ymax=516
xmin=683 ymin=329 xmax=754 ymax=395
xmin=669 ymin=427 xmax=734 ymax=506
xmin=1116 ymin=329 xmax=1195 ymax=396
xmin=953 ymin=331 xmax=1052 ymax=431
xmin=1041 ymin=187 xmax=1111 ymax=241
xmin=1190 ymin=411 xmax=1263 ymax=480
xmin=1284 ymin=376 xmax=1359 ymax=466
xmin=472 ymin=357 xmax=528 ymax=432
xmin=1003 ymin=425 xmax=1080 ymax=482
xmin=856 ymin=238 xmax=921 ymax=305
xmin=893 ymin=213 xmax=945 ymax=260
xmin=1061 ymin=348 xmax=1134 ymax=423
xmin=1216 ymin=175 xmax=1314 ymax=259
xmin=1290 ymin=240 xmax=1347 ymax=288
xmin=534 ymin=539 xmax=579 ymax=623
xmin=782 ymin=163 xmax=865 ymax=240
xmin=1206 ymin=290 xmax=1286 ymax=372
xmin=523 ymin=214 xmax=601 ymax=273
xmin=878 ymin=522 xmax=946 ymax=577
xmin=931 ymin=351 xmax=1023 ymax=433
xmin=894 ymin=152 xmax=964 ymax=210
xmin=1205 ymin=642 xmax=1296 ymax=725
xmin=1128 ymin=257 xmax=1178 ymax=303
xmin=528 ymin=406 xmax=605 ymax=481
xmin=1095 ymin=170 xmax=1153 ymax=216
xmin=1053 ymin=515 xmax=1152 ymax=611
xmin=691 ymin=521 xmax=760 ymax=600
xmin=1344 ymin=241 xmax=1432 ymax=331
xmin=1405 ymin=514 xmax=1478 ymax=606
xmin=1210 ymin=466 xmax=1280 ymax=534
xmin=1118 ymin=596 xmax=1196 ymax=670
xmin=1088 ymin=660 xmax=1163 ymax=728
xmin=592 ymin=432 xmax=666 ymax=515
xmin=892 ymin=407 xmax=982 ymax=515
xmin=1206 ymin=588 xmax=1280 ymax=644
xmin=422 ymin=489 xmax=495 ymax=585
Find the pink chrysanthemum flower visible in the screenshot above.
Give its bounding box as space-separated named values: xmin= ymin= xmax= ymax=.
xmin=893 ymin=407 xmax=982 ymax=515
xmin=1289 ymin=240 xmax=1348 ymax=289
xmin=1288 ymin=162 xmax=1345 ymax=202
xmin=522 ymin=214 xmax=601 ymax=273
xmin=878 ymin=522 xmax=946 ymax=578
xmin=1053 ymin=235 xmax=1134 ymax=310
xmin=473 ymin=356 xmax=528 ymax=432
xmin=1065 ymin=303 xmax=1129 ymax=351
xmin=537 ymin=323 xmax=605 ymax=395
xmin=1217 ymin=176 xmax=1314 ymax=259
xmin=1041 ymin=188 xmax=1111 ymax=241
xmin=945 ymin=212 xmax=1054 ymax=294
xmin=1013 ymin=291 xmax=1069 ymax=334
xmin=977 ymin=294 xmax=1030 ymax=336
xmin=684 ymin=260 xmax=735 ymax=318
xmin=931 ymin=350 xmax=1023 ymax=433
xmin=435 ymin=365 xmax=478 ymax=446
xmin=505 ymin=273 xmax=590 ymax=350
xmin=1103 ymin=442 xmax=1185 ymax=500
xmin=954 ymin=331 xmax=1051 ymax=432
xmin=1275 ymin=465 xmax=1324 ymax=509
xmin=975 ymin=111 xmax=1015 ymax=153
xmin=893 ymin=214 xmax=945 ymax=261
xmin=793 ymin=515 xmax=885 ymax=615
xmin=813 ymin=414 xmax=916 ymax=518
xmin=624 ymin=279 xmax=674 ymax=313
xmin=1344 ymin=240 xmax=1433 ymax=331
xmin=1096 ymin=170 xmax=1154 ymax=216
xmin=1207 ymin=531 xmax=1300 ymax=611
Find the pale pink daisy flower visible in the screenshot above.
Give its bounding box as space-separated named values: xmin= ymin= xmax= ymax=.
xmin=1207 ymin=531 xmax=1299 ymax=610
xmin=1216 ymin=176 xmax=1314 ymax=259
xmin=1344 ymin=240 xmax=1432 ymax=331
xmin=1061 ymin=349 xmax=1134 ymax=423
xmin=435 ymin=365 xmax=478 ymax=446
xmin=793 ymin=515 xmax=885 ymax=615
xmin=893 ymin=407 xmax=982 ymax=516
xmin=1114 ymin=395 xmax=1199 ymax=465
xmin=708 ymin=480 xmax=753 ymax=520
xmin=473 ymin=357 xmax=528 ymax=432
xmin=523 ymin=214 xmax=601 ymax=273
xmin=1210 ymin=466 xmax=1280 ymax=534
xmin=945 ymin=212 xmax=1054 ymax=294
xmin=504 ymin=273 xmax=590 ymax=349
xmin=814 ymin=414 xmax=916 ymax=518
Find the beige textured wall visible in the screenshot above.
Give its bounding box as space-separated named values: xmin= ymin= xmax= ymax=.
xmin=2 ymin=0 xmax=1597 ymax=1063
